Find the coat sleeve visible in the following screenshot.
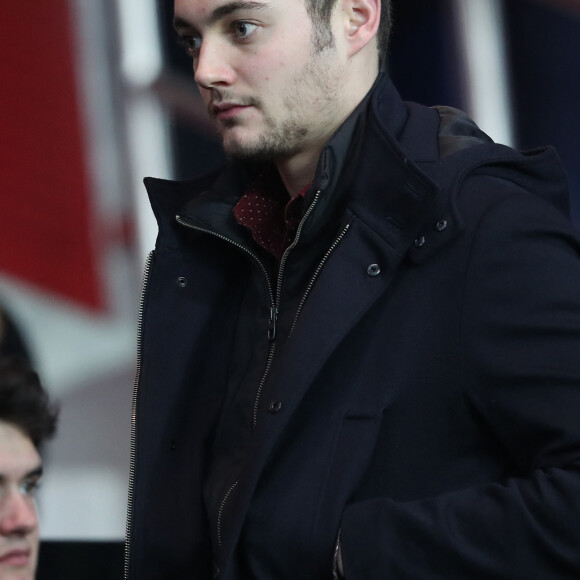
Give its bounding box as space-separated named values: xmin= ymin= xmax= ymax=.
xmin=339 ymin=183 xmax=580 ymax=578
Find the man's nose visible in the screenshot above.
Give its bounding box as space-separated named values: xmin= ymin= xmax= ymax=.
xmin=194 ymin=40 xmax=234 ymax=89
xmin=0 ymin=493 xmax=38 ymax=536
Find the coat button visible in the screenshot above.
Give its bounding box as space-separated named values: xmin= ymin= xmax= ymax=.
xmin=177 ymin=276 xmax=188 ymax=287
xmin=367 ymin=264 xmax=381 ymax=277
xmin=414 ymin=235 xmax=426 ymax=247
xmin=434 ymin=219 xmax=448 ymax=232
xmin=268 ymin=401 xmax=283 ymax=413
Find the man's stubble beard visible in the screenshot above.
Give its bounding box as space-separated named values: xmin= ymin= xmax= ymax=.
xmin=221 ymin=112 xmax=309 ymax=163
xmin=219 ymin=44 xmax=340 ymax=163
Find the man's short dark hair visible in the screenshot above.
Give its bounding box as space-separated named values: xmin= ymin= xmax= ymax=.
xmin=305 ymin=0 xmax=392 ymax=69
xmin=0 ymin=357 xmax=58 ymax=449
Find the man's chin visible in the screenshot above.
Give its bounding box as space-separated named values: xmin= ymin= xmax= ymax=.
xmin=0 ymin=565 xmax=36 ymax=580
xmin=222 ymin=136 xmax=275 ymax=163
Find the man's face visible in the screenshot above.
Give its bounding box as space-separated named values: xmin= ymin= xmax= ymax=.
xmin=174 ymin=0 xmax=350 ymax=164
xmin=0 ymin=422 xmax=41 ymax=580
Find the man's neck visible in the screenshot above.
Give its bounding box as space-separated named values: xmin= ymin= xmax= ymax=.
xmin=274 ymin=69 xmax=380 ymax=197
xmin=275 ymin=149 xmax=321 ymax=198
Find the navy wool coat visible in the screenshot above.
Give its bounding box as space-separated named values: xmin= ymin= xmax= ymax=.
xmin=125 ymin=76 xmax=580 ymax=579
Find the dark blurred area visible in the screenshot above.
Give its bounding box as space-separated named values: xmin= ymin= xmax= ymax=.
xmin=503 ymin=0 xmax=580 ymax=224
xmin=37 ymin=541 xmax=124 ymax=580
xmin=0 ymin=306 xmax=33 ymax=364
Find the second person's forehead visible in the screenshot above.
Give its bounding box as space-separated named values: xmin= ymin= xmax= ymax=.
xmin=0 ymin=457 xmax=41 ymax=483
xmin=0 ymin=427 xmax=40 ymax=481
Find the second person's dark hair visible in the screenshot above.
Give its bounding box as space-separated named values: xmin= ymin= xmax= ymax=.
xmin=0 ymin=357 xmax=58 ymax=449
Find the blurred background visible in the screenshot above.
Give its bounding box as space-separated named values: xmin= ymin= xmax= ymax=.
xmin=1 ymin=0 xmax=578 ymax=577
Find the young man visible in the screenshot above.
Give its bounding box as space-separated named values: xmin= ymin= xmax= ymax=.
xmin=125 ymin=0 xmax=580 ymax=577
xmin=0 ymin=358 xmax=58 ymax=580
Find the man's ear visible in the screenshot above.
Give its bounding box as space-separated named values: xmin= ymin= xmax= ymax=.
xmin=341 ymin=0 xmax=380 ymax=57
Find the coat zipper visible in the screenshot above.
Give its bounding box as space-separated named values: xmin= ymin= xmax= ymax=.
xmin=217 ymin=480 xmax=239 ymax=548
xmin=174 ymin=215 xmax=277 ymax=553
xmin=251 ymin=188 xmax=323 ymax=429
xmin=175 ymin=216 xmax=275 ymax=308
xmin=124 ymin=251 xmax=154 ymax=580
xmin=174 ymin=193 xmax=340 ymax=554
xmin=287 ymin=222 xmax=351 ymax=338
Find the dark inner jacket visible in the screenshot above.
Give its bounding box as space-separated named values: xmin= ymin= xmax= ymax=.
xmin=126 ymin=74 xmax=580 ymax=579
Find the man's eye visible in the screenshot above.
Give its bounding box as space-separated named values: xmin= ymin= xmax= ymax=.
xmin=232 ymin=22 xmax=258 ymax=39
xmin=20 ymin=479 xmax=40 ymax=497
xmin=178 ymin=35 xmax=202 ymax=57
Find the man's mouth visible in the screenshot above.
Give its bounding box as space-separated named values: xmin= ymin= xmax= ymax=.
xmin=212 ymin=102 xmax=252 ymax=121
xmin=0 ymin=549 xmax=31 ymax=567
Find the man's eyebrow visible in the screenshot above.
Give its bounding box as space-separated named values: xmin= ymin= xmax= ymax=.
xmin=209 ymin=1 xmax=267 ymax=23
xmin=25 ymin=465 xmax=43 ymax=481
xmin=0 ymin=465 xmax=42 ymax=486
xmin=173 ymin=1 xmax=267 ymax=31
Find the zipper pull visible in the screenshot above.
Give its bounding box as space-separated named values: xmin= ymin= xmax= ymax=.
xmin=268 ymin=307 xmax=278 ymax=342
